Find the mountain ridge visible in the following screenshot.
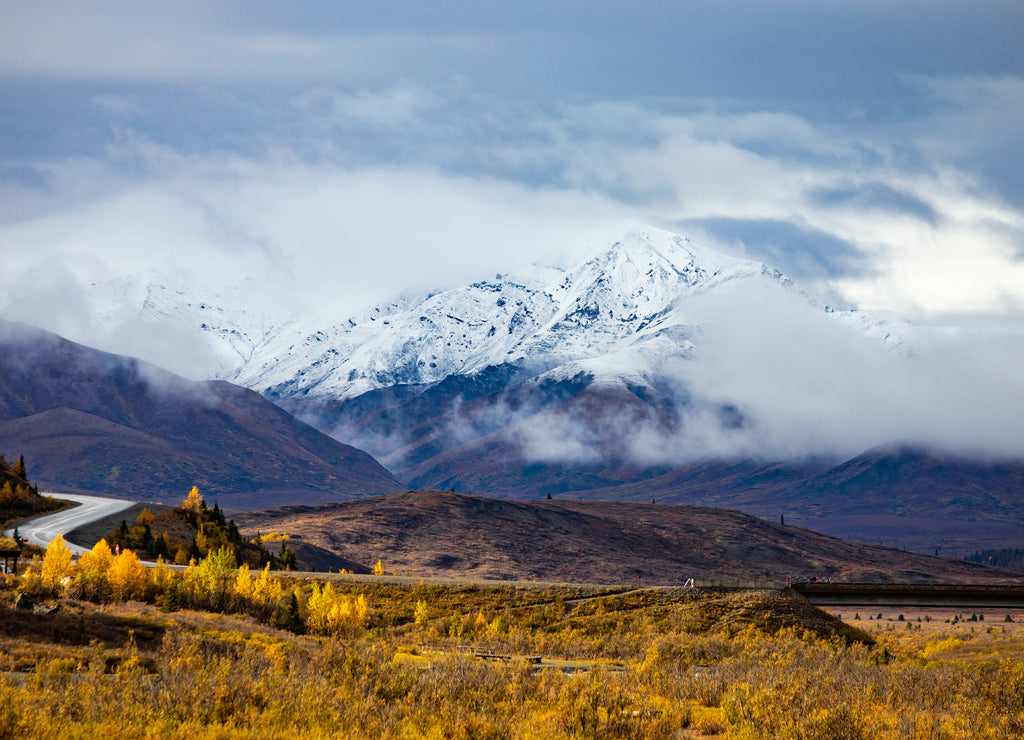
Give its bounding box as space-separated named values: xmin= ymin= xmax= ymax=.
xmin=229 ymin=227 xmax=876 ymax=402
xmin=235 ymin=489 xmax=1022 ymax=584
xmin=0 ymin=320 xmax=404 ymax=508
xmin=5 ymin=224 xmax=1021 ymax=556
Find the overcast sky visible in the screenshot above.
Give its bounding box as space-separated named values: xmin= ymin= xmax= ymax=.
xmin=1 ymin=1 xmax=1023 ymax=330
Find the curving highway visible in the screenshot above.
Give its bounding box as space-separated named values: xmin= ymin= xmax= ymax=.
xmin=3 ymin=493 xmax=135 ymax=556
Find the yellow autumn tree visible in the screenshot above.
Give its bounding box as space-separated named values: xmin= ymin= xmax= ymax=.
xmin=108 ymin=548 xmax=147 ymax=601
xmin=40 ymin=533 xmax=75 ymax=595
xmin=148 ymin=555 xmax=174 ymax=595
xmin=74 ymin=538 xmax=116 ymax=601
xmin=182 ymin=486 xmax=203 ymax=515
xmin=79 ymin=538 xmax=116 ymax=572
xmin=373 ymin=559 xmax=385 ymax=576
xmin=414 ymin=599 xmax=430 ymax=625
xmin=234 ymin=562 xmax=284 ymax=621
xmin=234 ymin=563 xmax=253 ymax=598
xmin=180 ymin=547 xmax=235 ymax=610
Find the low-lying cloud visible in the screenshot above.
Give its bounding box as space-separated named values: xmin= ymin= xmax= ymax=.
xmin=321 ymin=276 xmax=1024 ymax=472
xmin=2 ymin=9 xmax=1023 ymax=464
xmin=496 ymin=318 xmax=1024 ymax=466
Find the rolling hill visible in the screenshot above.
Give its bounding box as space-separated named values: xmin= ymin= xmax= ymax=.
xmin=0 ymin=320 xmax=404 ymax=509
xmin=236 ymin=489 xmax=1020 ymax=584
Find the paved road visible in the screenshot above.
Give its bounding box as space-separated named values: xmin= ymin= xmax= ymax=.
xmin=3 ymin=493 xmax=135 ymax=556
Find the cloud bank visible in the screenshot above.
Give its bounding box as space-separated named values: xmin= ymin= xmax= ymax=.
xmin=1 ymin=2 xmax=1023 ymax=459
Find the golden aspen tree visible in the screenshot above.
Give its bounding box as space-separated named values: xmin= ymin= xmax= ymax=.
xmin=177 ymin=556 xmax=201 ymax=607
xmin=373 ymin=559 xmax=385 ymax=576
xmin=180 ymin=547 xmax=235 ymax=610
xmin=306 ymin=583 xmax=368 ymax=636
xmin=108 ymin=548 xmax=147 ymax=601
xmin=306 ymin=582 xmax=335 ymax=634
xmin=40 ymin=533 xmax=75 ymax=595
xmin=148 ymin=555 xmax=173 ymax=595
xmin=182 ymin=485 xmax=203 ymax=514
xmin=415 ymin=599 xmax=430 ymax=625
xmin=194 ymin=524 xmax=210 ymax=556
xmin=250 ymin=563 xmax=284 ymax=618
xmin=79 ymin=538 xmax=115 ymax=572
xmin=75 ymin=539 xmax=115 ymax=601
xmin=233 ymin=563 xmax=254 ymax=600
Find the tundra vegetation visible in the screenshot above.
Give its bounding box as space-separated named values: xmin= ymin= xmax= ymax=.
xmin=104 ymin=487 xmax=295 ymax=569
xmin=4 ymin=531 xmax=1024 ymax=738
xmin=0 ymin=454 xmax=62 ymax=529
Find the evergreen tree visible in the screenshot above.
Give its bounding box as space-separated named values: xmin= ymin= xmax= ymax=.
xmin=212 ymin=503 xmax=226 ymax=527
xmin=13 ymin=456 xmax=26 ymax=480
xmin=226 ymin=519 xmax=242 ymax=546
xmin=158 ymin=580 xmax=181 ymax=612
xmin=283 ymin=591 xmax=303 ymax=634
xmin=279 ymin=541 xmax=297 ymax=571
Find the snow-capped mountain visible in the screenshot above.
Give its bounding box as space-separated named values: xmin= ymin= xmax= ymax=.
xmin=13 ymin=222 xmax=1024 ymax=555
xmin=182 ymin=225 xmax=920 ymax=493
xmin=227 ymin=226 xmax=899 ymax=402
xmin=8 ymin=223 xmax=1023 ymax=556
xmin=10 ymin=223 xmax=918 ymax=493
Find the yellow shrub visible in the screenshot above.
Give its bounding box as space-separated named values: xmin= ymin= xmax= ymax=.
xmin=921 ymin=637 xmax=964 ymax=659
xmin=307 ymin=583 xmax=368 ymax=636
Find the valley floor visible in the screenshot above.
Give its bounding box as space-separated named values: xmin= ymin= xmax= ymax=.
xmin=4 ymin=571 xmax=1024 ymax=738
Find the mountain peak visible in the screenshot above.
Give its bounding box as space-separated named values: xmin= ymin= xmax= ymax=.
xmin=529 ymin=225 xmax=768 ymax=347
xmin=590 ymin=223 xmax=759 ymax=275
xmin=223 ymin=224 xmax=825 ymax=401
xmin=551 ymin=225 xmax=772 ymax=316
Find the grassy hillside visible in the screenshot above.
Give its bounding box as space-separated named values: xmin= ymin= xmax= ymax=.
xmin=0 ymin=452 xmax=63 ymax=529
xmin=0 ymin=320 xmax=405 ymax=508
xmin=235 ymin=490 xmax=1022 ymax=585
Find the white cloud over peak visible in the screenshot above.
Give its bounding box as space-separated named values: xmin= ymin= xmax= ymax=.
xmin=1 ymin=3 xmax=1023 ymax=464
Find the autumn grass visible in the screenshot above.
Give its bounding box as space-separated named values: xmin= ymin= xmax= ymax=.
xmin=5 ymin=568 xmax=1024 ymax=737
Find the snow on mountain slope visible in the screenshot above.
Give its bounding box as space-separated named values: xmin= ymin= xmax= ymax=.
xmin=229 ymin=226 xmax=875 ymax=402
xmin=23 ymin=270 xmax=300 ymax=381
